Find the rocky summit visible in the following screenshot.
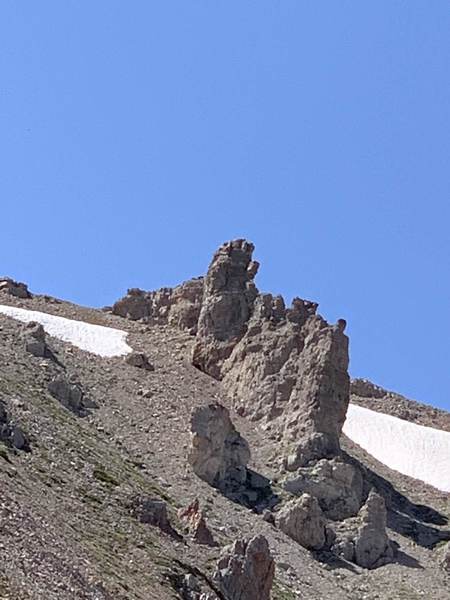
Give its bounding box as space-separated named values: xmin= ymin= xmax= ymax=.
xmin=0 ymin=239 xmax=449 ymax=600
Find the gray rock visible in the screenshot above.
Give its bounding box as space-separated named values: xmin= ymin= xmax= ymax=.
xmin=213 ymin=534 xmax=274 ymax=600
xmin=331 ymin=489 xmax=395 ymax=569
xmin=131 ymin=497 xmax=182 ymax=540
xmin=0 ymin=402 xmax=30 ymax=451
xmin=47 ymin=377 xmax=94 ymax=416
xmin=275 ymin=493 xmax=327 ymax=550
xmin=125 ymin=351 xmax=154 ymax=371
xmin=283 ymin=457 xmax=364 ymax=520
xmin=188 ymin=403 xmax=250 ymax=490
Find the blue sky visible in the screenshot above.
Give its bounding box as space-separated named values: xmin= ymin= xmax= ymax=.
xmin=1 ymin=2 xmax=449 ymax=411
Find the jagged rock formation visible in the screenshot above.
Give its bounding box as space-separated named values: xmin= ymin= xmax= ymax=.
xmin=178 ymin=499 xmax=216 ymax=546
xmin=331 ymin=490 xmax=395 ymax=569
xmin=112 ymin=277 xmax=203 ymax=333
xmin=275 ymin=493 xmax=327 ymax=550
xmin=0 ymin=277 xmax=31 ymax=299
xmin=191 ymin=240 xmax=350 ymax=468
xmin=192 ymin=240 xmax=259 ymax=379
xmin=212 ymin=535 xmax=275 ymax=600
xmin=188 ymin=403 xmax=250 ymax=490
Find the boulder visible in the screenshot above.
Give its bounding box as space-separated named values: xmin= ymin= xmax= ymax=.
xmin=47 ymin=377 xmax=95 ymax=416
xmin=331 ymin=490 xmax=395 ymax=569
xmin=275 ymin=493 xmax=327 ymax=550
xmin=213 ymin=535 xmax=274 ymax=600
xmin=188 ymin=403 xmax=250 ymax=490
xmin=283 ymin=457 xmax=364 ymax=520
xmin=125 ymin=351 xmax=154 ymax=371
xmin=131 ymin=497 xmax=182 ymax=540
xmin=24 ymin=322 xmax=51 ymax=358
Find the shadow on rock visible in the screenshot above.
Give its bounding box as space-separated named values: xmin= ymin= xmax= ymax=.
xmin=342 ymin=451 xmax=450 ymax=549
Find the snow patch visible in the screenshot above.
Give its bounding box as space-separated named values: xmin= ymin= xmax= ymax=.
xmin=0 ymin=305 xmax=132 ymax=357
xmin=344 ymin=403 xmax=450 ymax=493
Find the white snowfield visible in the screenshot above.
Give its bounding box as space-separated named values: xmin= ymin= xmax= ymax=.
xmin=0 ymin=305 xmax=132 ymax=357
xmin=344 ymin=403 xmax=450 ymax=493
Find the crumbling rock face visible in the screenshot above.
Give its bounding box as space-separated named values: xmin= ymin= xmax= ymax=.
xmin=0 ymin=402 xmax=30 ymax=452
xmin=275 ymin=493 xmax=327 ymax=550
xmin=131 ymin=497 xmax=182 ymax=540
xmin=188 ymin=403 xmax=250 ymax=490
xmin=331 ymin=490 xmax=395 ymax=569
xmin=191 ymin=240 xmax=350 ymax=467
xmin=47 ymin=376 xmax=97 ymax=417
xmin=0 ymin=277 xmax=31 ymax=299
xmin=213 ymin=535 xmax=275 ymax=600
xmin=283 ymin=457 xmax=364 ymax=521
xmin=178 ymin=499 xmax=216 ymax=546
xmin=112 ymin=277 xmax=203 ymax=333
xmin=192 ymin=240 xmax=259 ymax=379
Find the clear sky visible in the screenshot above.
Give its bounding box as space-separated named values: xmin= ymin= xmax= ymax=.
xmin=1 ymin=2 xmax=449 ymax=411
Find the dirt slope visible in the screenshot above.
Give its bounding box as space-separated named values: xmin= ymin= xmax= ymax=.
xmin=0 ymin=292 xmax=449 ymax=600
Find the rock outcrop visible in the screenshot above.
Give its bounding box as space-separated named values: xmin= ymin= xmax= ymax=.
xmin=0 ymin=277 xmax=31 ymax=299
xmin=191 ymin=240 xmax=350 ymax=468
xmin=331 ymin=490 xmax=395 ymax=569
xmin=275 ymin=493 xmax=327 ymax=550
xmin=112 ymin=277 xmax=203 ymax=334
xmin=213 ymin=535 xmax=275 ymax=600
xmin=192 ymin=240 xmax=259 ymax=379
xmin=188 ymin=403 xmax=250 ymax=490
xmin=178 ymin=499 xmax=216 ymax=546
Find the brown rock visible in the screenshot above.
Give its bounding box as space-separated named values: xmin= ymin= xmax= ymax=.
xmin=213 ymin=535 xmax=275 ymax=600
xmin=178 ymin=499 xmax=216 ymax=546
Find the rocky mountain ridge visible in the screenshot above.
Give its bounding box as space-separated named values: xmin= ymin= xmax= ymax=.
xmin=0 ymin=242 xmax=449 ymax=599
